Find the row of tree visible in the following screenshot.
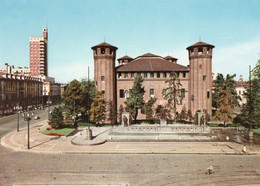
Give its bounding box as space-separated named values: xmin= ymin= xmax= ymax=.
xmin=49 ymin=59 xmax=260 ymax=128
xmin=213 ymin=59 xmax=260 ymax=128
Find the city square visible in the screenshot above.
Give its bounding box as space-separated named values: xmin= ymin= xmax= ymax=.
xmin=1 ymin=0 xmax=260 ymax=185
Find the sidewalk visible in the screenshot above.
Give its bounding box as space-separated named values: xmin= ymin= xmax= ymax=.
xmin=1 ymin=120 xmax=260 ymax=155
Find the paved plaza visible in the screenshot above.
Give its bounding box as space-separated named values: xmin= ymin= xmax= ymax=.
xmin=2 ymin=119 xmax=260 ymax=155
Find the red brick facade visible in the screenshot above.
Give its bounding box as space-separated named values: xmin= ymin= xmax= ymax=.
xmin=92 ymin=41 xmax=214 ymax=120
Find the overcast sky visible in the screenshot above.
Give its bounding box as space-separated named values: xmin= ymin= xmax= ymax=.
xmin=0 ymin=0 xmax=260 ymax=83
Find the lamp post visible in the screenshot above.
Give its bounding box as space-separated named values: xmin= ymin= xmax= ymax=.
xmin=46 ymin=100 xmax=52 ymax=119
xmin=14 ymin=104 xmax=21 ymax=132
xmin=86 ymin=66 xmax=92 ymax=140
xmin=24 ymin=111 xmax=32 ymax=149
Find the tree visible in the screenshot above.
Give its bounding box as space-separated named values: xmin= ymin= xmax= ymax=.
xmin=118 ymin=105 xmax=124 ymax=125
xmin=212 ymin=73 xmax=225 ymax=109
xmin=213 ymin=73 xmax=239 ymax=110
xmin=237 ymin=60 xmax=260 ymax=128
xmin=90 ymin=91 xmax=106 ymax=125
xmin=164 ymin=72 xmax=182 ymax=121
xmin=144 ymin=97 xmax=157 ymax=122
xmin=80 ymin=78 xmax=96 ymax=122
xmin=125 ymin=77 xmax=145 ymax=121
xmin=107 ymin=100 xmax=117 ymax=125
xmin=155 ymin=105 xmax=172 ymax=121
xmin=213 ymin=85 xmax=233 ymax=125
xmin=80 ymin=78 xmax=96 ymax=105
xmin=49 ymin=106 xmax=64 ymax=129
xmin=187 ymin=110 xmax=193 ymax=123
xmin=63 ymin=79 xmax=88 ymax=126
xmin=180 ymin=105 xmax=188 ymax=122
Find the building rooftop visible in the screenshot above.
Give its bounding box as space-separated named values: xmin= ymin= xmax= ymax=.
xmin=236 ymin=81 xmax=249 ymax=87
xmin=164 ymin=55 xmax=178 ymax=60
xmin=116 ymin=53 xmax=188 ymax=72
xmin=118 ymin=55 xmax=133 ymax=60
xmin=91 ymin=42 xmax=118 ymax=50
xmin=186 ymin=41 xmax=215 ymax=50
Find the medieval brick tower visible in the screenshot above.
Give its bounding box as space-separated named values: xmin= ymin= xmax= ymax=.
xmin=91 ymin=42 xmax=118 ymax=107
xmin=187 ymin=41 xmax=214 ymax=117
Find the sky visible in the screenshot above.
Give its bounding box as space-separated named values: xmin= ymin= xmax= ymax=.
xmin=0 ymin=0 xmax=260 ymax=83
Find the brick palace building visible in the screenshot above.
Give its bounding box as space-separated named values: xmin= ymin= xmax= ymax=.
xmin=92 ymin=41 xmax=215 ymax=120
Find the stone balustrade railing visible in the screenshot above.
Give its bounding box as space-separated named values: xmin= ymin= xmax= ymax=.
xmin=112 ymin=125 xmax=211 ymax=134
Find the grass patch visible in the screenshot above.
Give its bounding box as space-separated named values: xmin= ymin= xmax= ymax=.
xmin=42 ymin=128 xmax=75 ymax=136
xmin=253 ymin=128 xmax=260 ymax=135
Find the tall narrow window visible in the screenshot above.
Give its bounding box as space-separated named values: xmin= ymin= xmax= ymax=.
xmin=157 ymin=73 xmax=160 ymax=78
xmin=120 ymin=89 xmax=124 ymax=98
xmin=101 ymin=48 xmax=106 ymax=54
xmin=101 ymin=76 xmax=105 ymax=81
xmin=101 ymin=91 xmax=105 ymax=98
xmin=181 ymin=89 xmax=185 ymax=98
xmin=203 ymin=76 xmax=206 ymax=81
xmin=118 ymin=73 xmax=122 ymax=78
xmin=163 ymin=72 xmax=167 ymax=78
xmin=150 ymin=89 xmax=154 ymax=97
xmin=207 ymin=91 xmax=210 ymax=98
xmin=137 ymin=73 xmax=141 ymax=77
xmin=162 ymin=89 xmax=166 ymax=97
xmin=144 ymin=73 xmax=148 ymax=78
xmin=125 ymin=73 xmax=128 ymax=78
xmin=183 ymin=72 xmax=186 ymax=78
xmin=199 ymin=65 xmax=202 ymax=69
xmin=131 ymin=73 xmax=135 ymax=78
xmin=150 ymin=73 xmax=154 ymax=78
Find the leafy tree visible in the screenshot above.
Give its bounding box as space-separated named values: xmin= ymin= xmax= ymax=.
xmin=118 ymin=105 xmax=124 ymax=125
xmin=237 ymin=60 xmax=260 ymax=128
xmin=63 ymin=79 xmax=87 ymax=126
xmin=90 ymin=91 xmax=106 ymax=125
xmin=80 ymin=78 xmax=96 ymax=105
xmin=213 ymin=73 xmax=239 ymax=110
xmin=213 ymin=85 xmax=233 ymax=125
xmin=80 ymin=78 xmax=96 ymax=122
xmin=125 ymin=77 xmax=145 ymax=121
xmin=49 ymin=106 xmax=64 ymax=128
xmin=187 ymin=110 xmax=193 ymax=123
xmin=107 ymin=100 xmax=117 ymax=125
xmin=180 ymin=105 xmax=188 ymax=122
xmin=155 ymin=105 xmax=172 ymax=121
xmin=144 ymin=97 xmax=157 ymax=122
xmin=164 ymin=72 xmax=182 ymax=121
xmin=212 ymin=73 xmax=225 ymax=109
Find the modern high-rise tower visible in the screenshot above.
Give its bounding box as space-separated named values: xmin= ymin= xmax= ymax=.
xmin=30 ymin=28 xmax=48 ymax=77
xmin=187 ymin=41 xmax=214 ymax=116
xmin=91 ymin=42 xmax=118 ymax=107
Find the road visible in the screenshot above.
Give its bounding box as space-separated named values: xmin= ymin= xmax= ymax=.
xmin=0 ymin=111 xmax=260 ymax=186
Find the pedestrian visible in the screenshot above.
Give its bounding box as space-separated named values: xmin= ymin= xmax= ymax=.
xmin=242 ymin=145 xmax=246 ymax=154
xmin=205 ymin=165 xmax=213 ymax=174
xmin=123 ymin=115 xmax=128 ymax=127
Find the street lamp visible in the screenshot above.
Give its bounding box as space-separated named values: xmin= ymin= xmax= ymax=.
xmin=14 ymin=104 xmax=21 ymax=132
xmin=86 ymin=66 xmax=92 ymax=140
xmin=46 ymin=100 xmax=52 ymax=119
xmin=23 ymin=111 xmax=33 ymax=149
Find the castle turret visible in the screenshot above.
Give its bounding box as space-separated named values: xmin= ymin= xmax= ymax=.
xmin=117 ymin=55 xmax=133 ymax=66
xmin=187 ymin=41 xmax=214 ymax=117
xmin=91 ymin=42 xmax=118 ymax=107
